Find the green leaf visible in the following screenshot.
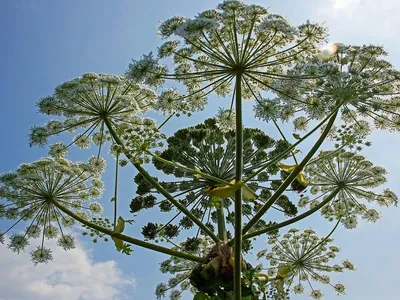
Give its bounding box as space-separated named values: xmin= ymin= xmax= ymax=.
xmin=195 ymin=167 xmax=201 ymax=179
xmin=122 ymin=244 xmax=133 ymax=255
xmin=204 ymin=179 xmax=242 ymax=198
xmin=292 ymin=133 xmax=302 ymax=140
xmin=111 ymin=217 xmax=126 ymax=252
xmin=277 ymin=162 xmax=297 ymax=173
xmin=112 ymin=236 xmax=124 ymax=251
xmin=209 ymin=197 xmax=222 ymax=208
xmin=277 ymin=264 xmax=291 ymax=278
xmin=114 ymin=216 xmax=125 ymax=234
xmin=194 ymin=293 xmax=211 ymax=300
xmin=242 ymin=183 xmax=258 ymax=201
xmin=276 ymin=279 xmax=284 ymax=293
xmin=292 ymin=149 xmax=301 ymax=155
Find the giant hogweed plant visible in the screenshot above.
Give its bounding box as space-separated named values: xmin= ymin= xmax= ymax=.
xmin=1 ymin=1 xmax=399 ymax=299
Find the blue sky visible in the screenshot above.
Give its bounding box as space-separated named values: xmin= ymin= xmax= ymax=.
xmin=1 ymin=0 xmax=400 ymax=299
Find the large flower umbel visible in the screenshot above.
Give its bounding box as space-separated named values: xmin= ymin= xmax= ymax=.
xmin=0 ymin=157 xmax=105 ymax=264
xmin=262 ymin=44 xmax=400 ymax=131
xmin=30 ymin=73 xmax=163 ymax=162
xmin=257 ymin=228 xmax=354 ymax=299
xmin=126 ymin=1 xmax=327 ymax=114
xmin=304 ymin=150 xmax=398 ymax=228
xmin=131 ymin=119 xmax=298 ymax=242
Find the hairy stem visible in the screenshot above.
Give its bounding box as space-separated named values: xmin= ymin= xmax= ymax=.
xmin=238 ymin=111 xmax=338 ymax=240
xmin=245 ymin=100 xmax=345 ymax=183
xmin=113 ymin=153 xmax=119 ymax=229
xmin=234 ymin=73 xmax=243 ymax=299
xmin=242 ymin=187 xmax=341 ymax=239
xmin=217 ymin=199 xmax=227 ymax=241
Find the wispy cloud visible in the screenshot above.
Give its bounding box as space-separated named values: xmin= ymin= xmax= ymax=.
xmin=0 ymin=236 xmax=135 ymax=300
xmin=313 ymin=0 xmax=400 ymax=42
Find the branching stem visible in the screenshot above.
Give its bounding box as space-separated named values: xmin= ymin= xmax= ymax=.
xmin=103 ymin=117 xmax=220 ymax=243
xmin=240 ymin=111 xmax=338 ymax=238
xmin=51 ymin=200 xmax=204 ymax=263
xmin=241 ymin=187 xmax=341 ymax=240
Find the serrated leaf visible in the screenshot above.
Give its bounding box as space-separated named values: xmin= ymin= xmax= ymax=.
xmin=122 ymin=244 xmax=133 ymax=255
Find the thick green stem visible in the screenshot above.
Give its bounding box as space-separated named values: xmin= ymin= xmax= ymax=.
xmin=51 ymin=199 xmax=204 ymax=263
xmin=217 ymin=199 xmax=227 ymax=241
xmin=103 ymin=117 xmax=220 ymax=243
xmin=245 ymin=100 xmax=345 ymax=183
xmin=242 ymin=187 xmax=341 ymax=240
xmin=239 ymin=111 xmax=338 ymax=238
xmin=234 ymin=73 xmax=243 ymax=299
xmin=298 ymin=216 xmax=341 ymax=263
xmin=273 ymin=119 xmax=298 ymax=165
xmin=113 ymin=153 xmax=119 ymax=229
xmin=157 ymin=113 xmax=175 ymax=130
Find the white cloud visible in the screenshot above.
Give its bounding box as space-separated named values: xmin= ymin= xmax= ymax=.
xmin=313 ymin=0 xmax=400 ymax=43
xmin=332 ymin=0 xmax=360 ymax=10
xmin=0 ymin=236 xmax=135 ymax=300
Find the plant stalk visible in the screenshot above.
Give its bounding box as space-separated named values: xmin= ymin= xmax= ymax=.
xmin=242 ymin=187 xmax=341 ymax=239
xmin=234 ymin=73 xmax=243 ymax=299
xmin=217 ymin=199 xmax=227 ymax=241
xmin=244 ymin=99 xmax=346 ymax=183
xmin=113 ymin=153 xmax=119 ymax=229
xmin=236 ymin=111 xmax=338 ymax=242
xmin=51 ymin=199 xmax=204 ymax=263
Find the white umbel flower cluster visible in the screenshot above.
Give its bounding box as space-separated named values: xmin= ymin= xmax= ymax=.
xmin=305 ymin=151 xmax=397 ymax=228
xmin=31 ymin=73 xmax=163 ymax=161
xmin=215 ymin=108 xmax=236 ymax=133
xmin=267 ymin=44 xmax=400 ymax=130
xmin=0 ymin=157 xmax=105 ymax=264
xmin=126 ymin=0 xmax=327 ymax=113
xmin=257 ymin=228 xmax=354 ymax=299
